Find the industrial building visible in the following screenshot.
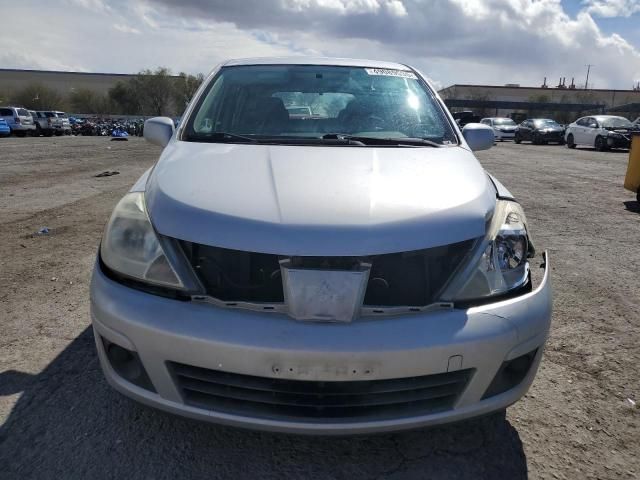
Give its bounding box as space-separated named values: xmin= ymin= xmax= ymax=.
xmin=438 ymin=79 xmax=640 ymax=121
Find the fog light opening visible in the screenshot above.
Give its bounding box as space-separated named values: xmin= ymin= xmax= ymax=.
xmin=101 ymin=337 xmax=155 ymax=392
xmin=482 ymin=349 xmax=538 ymax=399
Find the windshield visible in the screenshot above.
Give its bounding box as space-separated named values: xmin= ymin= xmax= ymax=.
xmin=183 ymin=65 xmax=456 ymax=145
xmin=533 ymin=119 xmax=560 ymax=128
xmin=598 ymin=116 xmax=633 ymax=128
xmin=493 ymin=118 xmax=516 ymax=126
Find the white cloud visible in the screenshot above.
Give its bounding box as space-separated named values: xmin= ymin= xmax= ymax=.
xmin=582 ymin=0 xmax=640 ymax=18
xmin=1 ymin=0 xmax=639 ymax=88
xmin=113 ymin=24 xmax=141 ymax=35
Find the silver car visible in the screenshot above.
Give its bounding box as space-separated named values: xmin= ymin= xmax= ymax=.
xmin=0 ymin=106 xmax=36 ymax=136
xmin=91 ymin=57 xmax=552 ymax=434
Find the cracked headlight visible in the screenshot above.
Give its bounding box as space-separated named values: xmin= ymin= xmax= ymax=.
xmin=442 ymin=200 xmax=532 ymax=302
xmin=100 ymin=192 xmax=184 ymax=288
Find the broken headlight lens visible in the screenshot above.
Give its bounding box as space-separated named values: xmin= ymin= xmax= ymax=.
xmin=100 ymin=192 xmax=184 ymax=288
xmin=443 ymin=200 xmax=531 ymax=302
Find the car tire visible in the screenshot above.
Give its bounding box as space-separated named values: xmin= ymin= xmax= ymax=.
xmin=35 ymin=125 xmax=42 ymax=137
xmin=514 ymin=134 xmax=521 ymax=144
xmin=594 ymin=136 xmax=607 ymax=152
xmin=566 ymin=134 xmax=576 ymax=149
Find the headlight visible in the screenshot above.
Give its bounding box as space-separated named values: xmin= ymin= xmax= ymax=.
xmin=442 ymin=200 xmax=532 ymax=302
xmin=100 ymin=192 xmax=184 ymax=288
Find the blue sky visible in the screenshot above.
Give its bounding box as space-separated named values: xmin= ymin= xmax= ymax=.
xmin=562 ymin=0 xmax=640 ymax=46
xmin=1 ymin=0 xmax=639 ymax=90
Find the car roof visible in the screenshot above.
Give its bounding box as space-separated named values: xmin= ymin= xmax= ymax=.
xmin=593 ymin=115 xmax=627 ymax=120
xmin=222 ymin=56 xmax=412 ymax=71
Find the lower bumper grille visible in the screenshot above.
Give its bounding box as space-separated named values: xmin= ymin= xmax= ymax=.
xmin=169 ymin=362 xmax=473 ymax=422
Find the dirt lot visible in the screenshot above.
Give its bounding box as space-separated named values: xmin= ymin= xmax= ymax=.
xmin=0 ymin=136 xmax=639 ymax=479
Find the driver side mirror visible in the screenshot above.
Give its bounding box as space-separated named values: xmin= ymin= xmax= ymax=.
xmin=462 ymin=123 xmax=494 ymax=151
xmin=144 ymin=117 xmax=175 ymax=148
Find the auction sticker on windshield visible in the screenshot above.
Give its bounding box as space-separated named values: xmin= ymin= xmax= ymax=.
xmin=365 ymin=68 xmax=418 ymax=79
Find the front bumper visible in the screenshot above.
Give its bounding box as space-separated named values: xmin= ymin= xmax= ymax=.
xmin=494 ymin=130 xmax=515 ymax=140
xmin=90 ymin=254 xmax=552 ymax=434
xmin=606 ymin=136 xmax=631 ymax=149
xmin=539 ymin=131 xmax=565 ymax=142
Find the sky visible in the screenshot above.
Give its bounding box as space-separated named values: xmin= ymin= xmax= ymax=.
xmin=1 ymin=0 xmax=640 ymax=90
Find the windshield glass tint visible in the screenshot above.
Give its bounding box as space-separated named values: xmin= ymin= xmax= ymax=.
xmin=493 ymin=118 xmax=516 ymax=126
xmin=184 ymin=65 xmax=456 ymax=144
xmin=599 ymin=117 xmax=633 ymax=128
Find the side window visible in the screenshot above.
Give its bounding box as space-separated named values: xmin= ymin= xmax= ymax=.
xmin=586 ymin=117 xmax=598 ymax=128
xmin=0 ymin=108 xmax=12 ymax=116
xmin=576 ymin=118 xmax=587 ymax=127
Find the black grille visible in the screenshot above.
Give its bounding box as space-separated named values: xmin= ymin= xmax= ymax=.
xmin=169 ymin=362 xmax=473 ymax=422
xmin=179 ymin=239 xmax=476 ymax=306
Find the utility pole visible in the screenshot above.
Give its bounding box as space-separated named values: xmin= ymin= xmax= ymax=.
xmin=585 ymin=64 xmax=594 ymax=90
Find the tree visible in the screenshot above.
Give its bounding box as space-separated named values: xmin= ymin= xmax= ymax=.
xmin=68 ymin=88 xmax=110 ymax=114
xmin=133 ymin=67 xmax=175 ymax=116
xmin=11 ymin=83 xmax=65 ymax=110
xmin=173 ymin=72 xmax=204 ymax=113
xmin=109 ymin=81 xmax=141 ymax=115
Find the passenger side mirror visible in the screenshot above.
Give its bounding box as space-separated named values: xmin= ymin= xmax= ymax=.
xmin=462 ymin=123 xmax=494 ymax=151
xmin=144 ymin=117 xmax=175 ymax=148
xmin=588 ymin=123 xmax=598 ymax=129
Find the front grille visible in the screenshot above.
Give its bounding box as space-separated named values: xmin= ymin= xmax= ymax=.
xmin=169 ymin=362 xmax=473 ymax=422
xmin=179 ymin=239 xmax=476 ymax=307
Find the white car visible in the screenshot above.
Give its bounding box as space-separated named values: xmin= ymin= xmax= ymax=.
xmin=480 ymin=117 xmax=517 ymax=141
xmin=91 ymin=57 xmax=551 ymax=434
xmin=565 ymin=115 xmax=637 ymax=151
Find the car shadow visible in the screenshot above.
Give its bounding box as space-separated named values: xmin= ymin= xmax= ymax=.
xmin=624 ymin=200 xmax=640 ymax=213
xmin=0 ymin=327 xmax=528 ymax=479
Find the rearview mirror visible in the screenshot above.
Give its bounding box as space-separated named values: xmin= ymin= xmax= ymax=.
xmin=462 ymin=123 xmax=494 ymax=151
xmin=144 ymin=117 xmax=175 ymax=148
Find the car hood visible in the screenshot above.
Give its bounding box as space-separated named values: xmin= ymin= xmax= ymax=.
xmin=145 ymin=142 xmax=496 ymax=256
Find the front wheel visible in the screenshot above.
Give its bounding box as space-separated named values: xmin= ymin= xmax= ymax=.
xmin=594 ymin=136 xmax=607 ymax=152
xmin=566 ymin=133 xmax=576 ymax=149
xmin=514 ymin=134 xmax=521 ymax=144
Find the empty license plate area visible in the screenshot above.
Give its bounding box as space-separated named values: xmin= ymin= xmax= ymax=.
xmin=280 ymin=260 xmax=371 ymax=322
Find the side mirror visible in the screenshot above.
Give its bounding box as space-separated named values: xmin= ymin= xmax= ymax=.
xmin=144 ymin=117 xmax=175 ymax=148
xmin=462 ymin=123 xmax=494 ymax=151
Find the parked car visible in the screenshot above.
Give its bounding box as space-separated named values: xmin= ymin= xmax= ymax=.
xmin=91 ymin=57 xmax=551 ymax=434
xmin=29 ymin=110 xmax=57 ymax=136
xmin=515 ymin=118 xmax=565 ymax=145
xmin=0 ymin=118 xmax=10 ymax=137
xmin=565 ymin=115 xmax=639 ymax=151
xmin=53 ymin=111 xmax=72 ymax=135
xmin=632 ymin=117 xmax=639 ymax=127
xmin=480 ymin=117 xmax=518 ymax=141
xmin=453 ymin=110 xmax=481 ymax=127
xmin=0 ymin=106 xmax=36 ymax=136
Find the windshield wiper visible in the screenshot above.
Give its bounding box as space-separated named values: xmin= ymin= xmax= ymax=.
xmin=321 ymin=134 xmax=444 ymax=147
xmin=185 ymin=132 xmax=258 ymax=143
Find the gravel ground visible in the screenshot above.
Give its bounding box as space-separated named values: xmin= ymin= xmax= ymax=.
xmin=0 ymin=136 xmax=639 ymax=479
